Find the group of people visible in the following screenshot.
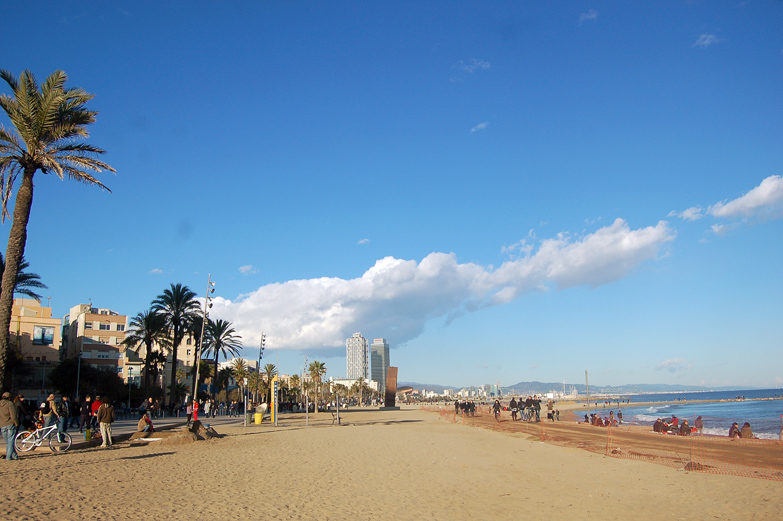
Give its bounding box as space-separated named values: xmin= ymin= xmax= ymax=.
xmin=728 ymin=421 xmax=757 ymax=439
xmin=652 ymin=415 xmax=694 ymax=435
xmin=585 ymin=410 xmax=623 ymax=427
xmin=509 ymin=396 xmax=550 ymax=422
xmin=454 ymin=399 xmax=477 ymax=417
xmin=1 ymin=391 xmax=117 ymax=461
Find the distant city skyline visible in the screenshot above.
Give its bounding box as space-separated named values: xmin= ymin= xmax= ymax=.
xmin=2 ymin=3 xmax=781 ymax=389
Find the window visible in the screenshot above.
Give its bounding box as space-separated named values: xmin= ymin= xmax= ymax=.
xmin=33 ymin=326 xmax=54 ymax=345
xmin=187 ymin=349 xmax=191 ymax=356
xmin=99 ymin=323 xmax=111 ymax=330
xmin=186 ymin=337 xmax=192 ymax=345
xmin=116 ymin=324 xmax=125 ymax=331
xmin=84 ymin=323 xmax=93 ymax=329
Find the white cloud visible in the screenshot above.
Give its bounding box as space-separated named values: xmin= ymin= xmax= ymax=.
xmin=212 ymin=218 xmax=674 ymax=351
xmin=579 ymin=10 xmax=598 ymax=25
xmin=150 ymin=268 xmax=162 ymax=274
xmin=458 ymin=59 xmax=491 ymax=73
xmin=357 ymin=238 xmax=370 ymax=245
xmin=694 ymin=34 xmax=720 ymax=48
xmin=669 ymin=206 xmax=704 ymax=221
xmin=239 ymin=265 xmax=257 ymax=275
xmin=656 ymin=358 xmax=692 ymax=373
xmin=708 ymin=175 xmax=783 ymax=219
xmin=471 ymin=122 xmax=489 ymax=133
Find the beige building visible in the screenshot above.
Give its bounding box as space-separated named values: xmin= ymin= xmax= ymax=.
xmin=61 ymin=304 xmax=142 ymax=385
xmin=10 ymin=298 xmax=63 ymax=401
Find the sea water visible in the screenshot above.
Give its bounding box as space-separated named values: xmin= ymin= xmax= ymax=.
xmin=586 ymin=388 xmax=783 ymax=439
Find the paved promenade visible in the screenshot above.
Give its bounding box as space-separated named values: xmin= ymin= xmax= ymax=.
xmin=1 ymin=413 xmax=251 ymax=454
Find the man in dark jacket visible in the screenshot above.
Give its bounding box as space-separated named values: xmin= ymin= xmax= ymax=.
xmin=79 ymin=395 xmax=92 ymax=433
xmin=0 ymin=391 xmax=20 ymax=461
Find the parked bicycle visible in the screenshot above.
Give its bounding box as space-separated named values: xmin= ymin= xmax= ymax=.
xmin=14 ymin=423 xmax=72 ymax=453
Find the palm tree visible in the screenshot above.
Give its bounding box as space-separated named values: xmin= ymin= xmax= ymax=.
xmin=0 ymin=69 xmax=114 ymax=385
xmin=201 ymin=318 xmax=242 ymax=401
xmin=231 ymin=358 xmax=248 ymax=402
xmin=262 ymin=363 xmax=277 ymax=402
xmin=308 ymin=361 xmax=327 ymax=411
xmin=289 ymin=373 xmax=301 ymax=402
xmin=216 ymin=367 xmax=233 ymax=402
xmin=152 ymin=283 xmax=199 ymax=404
xmin=0 ymin=253 xmax=47 ymax=300
xmin=122 ymin=309 xmax=171 ymax=398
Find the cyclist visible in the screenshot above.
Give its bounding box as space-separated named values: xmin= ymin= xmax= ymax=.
xmin=492 ymin=399 xmax=502 ymax=421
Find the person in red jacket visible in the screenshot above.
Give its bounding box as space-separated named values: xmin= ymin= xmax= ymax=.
xmin=91 ymin=395 xmax=102 ymax=432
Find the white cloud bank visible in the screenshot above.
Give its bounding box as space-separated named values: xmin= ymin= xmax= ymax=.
xmin=708 ymin=175 xmax=783 ymax=219
xmin=672 ymin=175 xmax=783 ymax=224
xmin=212 ymin=219 xmax=674 ymax=351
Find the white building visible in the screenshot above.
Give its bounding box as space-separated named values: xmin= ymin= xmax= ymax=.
xmin=346 ymin=332 xmax=368 ymax=380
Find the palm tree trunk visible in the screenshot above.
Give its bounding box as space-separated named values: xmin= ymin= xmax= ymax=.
xmin=143 ymin=345 xmax=153 ymax=398
xmin=168 ymin=323 xmax=180 ymax=405
xmin=213 ymin=351 xmax=219 ymax=402
xmin=0 ymin=168 xmax=35 ymax=388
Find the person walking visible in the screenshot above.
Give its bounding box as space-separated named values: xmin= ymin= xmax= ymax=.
xmin=96 ymin=397 xmax=115 ymax=448
xmin=0 ymin=392 xmax=20 ymax=461
xmin=42 ymin=393 xmax=57 ymax=430
xmin=56 ymin=395 xmax=71 ymax=437
xmin=186 ymin=400 xmax=193 ymax=427
xmin=90 ymin=395 xmax=102 ymax=432
xmin=79 ymin=395 xmax=92 ymax=433
xmin=68 ymin=397 xmax=81 ymax=429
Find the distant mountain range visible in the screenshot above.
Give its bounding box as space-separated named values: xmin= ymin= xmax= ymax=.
xmin=399 ymin=381 xmax=756 ymax=395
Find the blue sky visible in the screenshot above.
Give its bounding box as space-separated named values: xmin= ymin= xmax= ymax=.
xmin=2 ymin=2 xmax=782 ymax=389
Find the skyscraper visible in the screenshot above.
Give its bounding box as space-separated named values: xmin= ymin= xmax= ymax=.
xmin=346 ymin=332 xmax=369 ymax=380
xmin=371 ymin=338 xmax=390 ymax=395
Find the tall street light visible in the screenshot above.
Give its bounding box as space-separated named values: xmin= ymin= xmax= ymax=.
xmin=255 ymin=332 xmax=265 ymax=403
xmin=191 ymin=274 xmax=214 ymax=402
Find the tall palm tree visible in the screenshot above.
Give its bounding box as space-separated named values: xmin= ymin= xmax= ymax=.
xmin=262 ymin=363 xmax=277 ymax=402
xmin=0 ymin=69 xmax=114 ymax=385
xmin=308 ymin=360 xmax=327 ymax=410
xmin=122 ymin=310 xmax=171 ymax=397
xmin=216 ymin=367 xmax=232 ymax=401
xmin=152 ymin=283 xmax=199 ymax=405
xmin=231 ymin=358 xmax=248 ymax=402
xmin=0 ymin=252 xmax=47 ymax=300
xmin=289 ymin=373 xmax=301 ymax=402
xmin=202 ymin=318 xmax=242 ymax=401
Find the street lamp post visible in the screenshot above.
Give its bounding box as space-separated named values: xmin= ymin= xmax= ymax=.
xmin=191 ymin=275 xmax=215 ymax=402
xmin=255 ymin=333 xmax=265 ymax=403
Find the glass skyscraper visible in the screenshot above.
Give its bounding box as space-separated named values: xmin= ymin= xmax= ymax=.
xmin=371 ymin=338 xmax=390 ymax=395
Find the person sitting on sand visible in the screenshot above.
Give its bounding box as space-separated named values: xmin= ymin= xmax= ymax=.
xmin=740 ymin=422 xmax=757 ymax=439
xmin=679 ymin=419 xmax=690 ymax=436
xmin=137 ymin=412 xmax=154 ymax=433
xmin=728 ymin=422 xmax=741 ymax=438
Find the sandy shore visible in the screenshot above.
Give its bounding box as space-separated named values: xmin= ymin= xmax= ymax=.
xmin=2 ymin=406 xmax=782 ymax=520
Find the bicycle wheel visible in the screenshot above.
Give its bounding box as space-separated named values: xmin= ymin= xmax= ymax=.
xmin=14 ymin=430 xmax=37 ymax=452
xmin=49 ymin=432 xmax=72 ymax=453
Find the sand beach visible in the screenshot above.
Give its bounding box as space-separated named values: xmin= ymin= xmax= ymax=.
xmin=1 ymin=406 xmax=782 ymax=520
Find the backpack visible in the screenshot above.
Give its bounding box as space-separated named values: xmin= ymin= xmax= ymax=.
xmin=56 ymin=400 xmax=69 ymax=417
